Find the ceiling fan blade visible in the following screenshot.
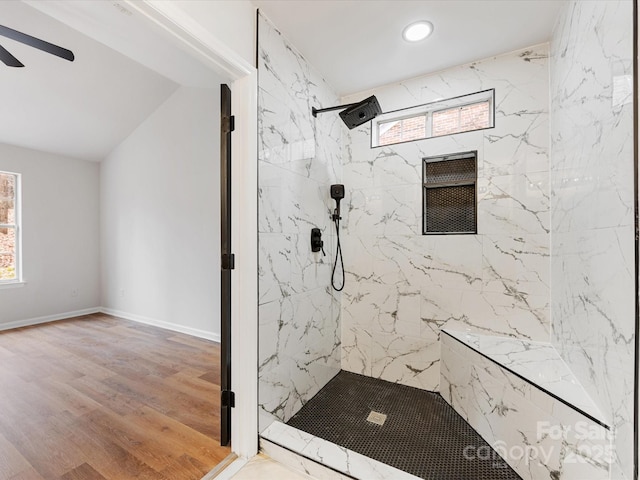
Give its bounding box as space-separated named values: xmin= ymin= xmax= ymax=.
xmin=0 ymin=25 xmax=74 ymax=62
xmin=0 ymin=44 xmax=23 ymax=67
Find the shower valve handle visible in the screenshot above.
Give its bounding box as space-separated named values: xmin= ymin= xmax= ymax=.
xmin=311 ymin=228 xmax=325 ymax=256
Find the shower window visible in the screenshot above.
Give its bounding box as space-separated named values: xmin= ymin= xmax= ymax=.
xmin=373 ymin=89 xmax=494 ymax=147
xmin=432 ymin=101 xmax=490 ymax=137
xmin=422 ymin=151 xmax=477 ymax=235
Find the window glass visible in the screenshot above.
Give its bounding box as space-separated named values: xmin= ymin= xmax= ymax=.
xmin=432 ymin=101 xmax=490 ymax=137
xmin=0 ymin=172 xmax=19 ymax=282
xmin=379 ymin=115 xmax=426 ymax=146
xmin=372 ymin=89 xmax=494 ymax=147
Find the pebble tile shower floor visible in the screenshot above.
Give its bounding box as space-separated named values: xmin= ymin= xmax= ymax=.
xmin=286 ymin=371 xmax=522 ymax=480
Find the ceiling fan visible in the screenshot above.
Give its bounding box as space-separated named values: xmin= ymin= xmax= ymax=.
xmin=0 ymin=24 xmax=74 ymax=68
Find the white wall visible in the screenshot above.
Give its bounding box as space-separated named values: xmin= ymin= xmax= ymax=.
xmin=100 ymin=86 xmax=221 ymax=340
xmin=172 ymin=0 xmax=257 ymax=67
xmin=0 ymin=143 xmax=100 ymax=326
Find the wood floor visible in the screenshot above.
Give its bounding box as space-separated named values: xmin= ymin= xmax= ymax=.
xmin=0 ymin=313 xmax=231 ymax=480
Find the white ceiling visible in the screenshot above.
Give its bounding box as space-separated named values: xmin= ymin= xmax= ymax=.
xmin=0 ymin=0 xmax=564 ymax=160
xmin=253 ymin=0 xmax=565 ymax=97
xmin=0 ymin=1 xmax=220 ymax=162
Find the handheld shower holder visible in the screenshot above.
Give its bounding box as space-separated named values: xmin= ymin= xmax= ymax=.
xmin=330 ymin=184 xmax=345 ymax=221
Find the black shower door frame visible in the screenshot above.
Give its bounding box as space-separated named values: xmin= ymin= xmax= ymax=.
xmin=220 ymin=83 xmax=235 ymax=447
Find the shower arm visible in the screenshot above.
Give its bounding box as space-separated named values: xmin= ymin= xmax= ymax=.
xmin=311 ymin=103 xmax=358 ymax=117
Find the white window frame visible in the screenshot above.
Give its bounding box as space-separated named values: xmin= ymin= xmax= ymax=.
xmin=372 ymin=89 xmax=495 ymax=148
xmin=0 ymin=171 xmax=22 ymax=286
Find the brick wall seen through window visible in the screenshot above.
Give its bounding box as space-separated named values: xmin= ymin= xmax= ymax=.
xmin=372 ymin=89 xmax=494 ymax=148
xmin=379 ymin=115 xmax=426 ymax=146
xmin=432 ymin=101 xmax=490 ymax=137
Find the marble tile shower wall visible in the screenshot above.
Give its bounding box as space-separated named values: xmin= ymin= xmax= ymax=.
xmin=340 ymin=44 xmax=551 ymax=391
xmin=549 ymin=1 xmax=635 ymax=478
xmin=258 ymin=13 xmax=342 ymax=427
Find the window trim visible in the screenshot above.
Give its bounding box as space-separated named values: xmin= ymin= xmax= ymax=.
xmin=371 ymin=89 xmax=495 ymax=148
xmin=0 ymin=171 xmax=22 ymax=285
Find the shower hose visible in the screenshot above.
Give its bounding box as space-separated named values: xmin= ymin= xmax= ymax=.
xmin=332 ymin=216 xmax=345 ymax=291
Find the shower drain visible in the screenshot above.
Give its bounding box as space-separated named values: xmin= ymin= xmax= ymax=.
xmin=366 ymin=411 xmax=387 ymax=426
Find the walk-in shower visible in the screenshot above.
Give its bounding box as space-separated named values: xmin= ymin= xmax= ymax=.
xmin=257 ymin=2 xmax=637 ymax=479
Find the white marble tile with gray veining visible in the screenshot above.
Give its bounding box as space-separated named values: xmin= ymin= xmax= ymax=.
xmin=442 ymin=329 xmax=607 ymax=425
xmin=478 ymin=172 xmax=550 ymax=235
xmin=345 ymin=185 xmax=421 ymax=236
xmin=258 ymin=12 xmax=342 ymax=425
xmin=261 ymin=438 xmax=353 ymax=480
xmin=341 ymin=44 xmax=551 ymax=392
xmin=369 ymin=331 xmax=440 ymax=390
xmin=482 ymin=234 xmax=550 ymax=298
xmin=441 ymin=333 xmax=613 ymax=480
xmin=551 ymin=5 xmax=635 ymax=472
xmin=482 ymin=111 xmax=549 ymax=178
xmin=420 ymin=286 xmax=549 ymax=341
xmin=262 ymin=421 xmax=421 ymax=480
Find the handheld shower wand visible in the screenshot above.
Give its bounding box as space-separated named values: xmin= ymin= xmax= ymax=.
xmin=331 ymin=184 xmax=344 ymax=221
xmin=330 ymin=184 xmax=345 ymax=291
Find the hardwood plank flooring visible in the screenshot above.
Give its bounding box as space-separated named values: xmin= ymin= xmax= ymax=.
xmin=0 ymin=313 xmax=230 ymax=479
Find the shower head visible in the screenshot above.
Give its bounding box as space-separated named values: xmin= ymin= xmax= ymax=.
xmin=339 ymin=96 xmax=382 ymax=129
xmin=312 ymin=95 xmax=383 ymax=130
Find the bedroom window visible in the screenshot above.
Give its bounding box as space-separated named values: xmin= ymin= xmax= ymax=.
xmin=0 ymin=171 xmax=21 ymax=284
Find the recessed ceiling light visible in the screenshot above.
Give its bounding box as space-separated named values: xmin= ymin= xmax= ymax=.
xmin=402 ymin=21 xmax=434 ymax=42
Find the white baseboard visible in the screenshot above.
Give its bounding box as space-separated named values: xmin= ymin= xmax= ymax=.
xmin=99 ymin=307 xmax=221 ymax=342
xmin=0 ymin=306 xmax=221 ymax=343
xmin=0 ymin=307 xmax=102 ymax=331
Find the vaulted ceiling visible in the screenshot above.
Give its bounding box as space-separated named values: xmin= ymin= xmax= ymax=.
xmin=0 ymin=0 xmax=222 ymax=162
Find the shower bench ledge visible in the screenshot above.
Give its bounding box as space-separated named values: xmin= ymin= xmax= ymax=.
xmin=441 ymin=329 xmax=609 ymax=428
xmin=440 ymin=329 xmax=613 ymax=480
